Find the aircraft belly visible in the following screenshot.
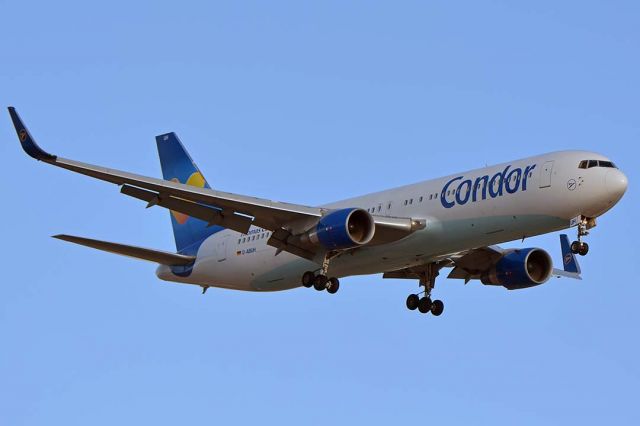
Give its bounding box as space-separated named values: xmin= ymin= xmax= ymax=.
xmin=159 ymin=213 xmax=568 ymax=292
xmin=324 ymin=213 xmax=568 ymax=277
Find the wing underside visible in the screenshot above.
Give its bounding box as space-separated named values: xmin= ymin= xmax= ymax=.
xmin=9 ymin=107 xmax=424 ymax=261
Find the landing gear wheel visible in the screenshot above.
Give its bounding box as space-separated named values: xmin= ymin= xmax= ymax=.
xmin=578 ymin=242 xmax=589 ymax=256
xmin=571 ymin=241 xmax=581 ymax=254
xmin=313 ymin=275 xmax=328 ymax=291
xmin=327 ymin=278 xmax=340 ymax=294
xmin=430 ymin=299 xmax=444 ymax=316
xmin=406 ymin=294 xmax=419 ymax=311
xmin=302 ymin=271 xmax=315 ymax=288
xmin=418 ymin=297 xmax=432 ymax=314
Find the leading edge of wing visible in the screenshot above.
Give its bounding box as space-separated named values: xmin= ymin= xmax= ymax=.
xmin=8 ymin=107 xmax=323 ymax=228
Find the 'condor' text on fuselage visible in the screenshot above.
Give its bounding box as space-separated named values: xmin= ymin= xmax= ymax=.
xmin=441 ymin=164 xmax=537 ymax=209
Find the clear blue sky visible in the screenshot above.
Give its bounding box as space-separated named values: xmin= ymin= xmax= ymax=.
xmin=1 ymin=1 xmax=638 ymax=424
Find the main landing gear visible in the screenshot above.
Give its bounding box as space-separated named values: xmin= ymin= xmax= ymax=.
xmin=300 ymin=253 xmax=340 ymax=294
xmin=405 ymin=263 xmax=444 ymax=316
xmin=571 ymin=217 xmax=592 ymax=256
xmin=302 ymin=271 xmax=340 ymax=294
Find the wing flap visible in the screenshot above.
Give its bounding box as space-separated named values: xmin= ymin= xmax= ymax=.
xmin=53 ymin=234 xmax=196 ymax=266
xmin=120 ymin=185 xmax=253 ymax=234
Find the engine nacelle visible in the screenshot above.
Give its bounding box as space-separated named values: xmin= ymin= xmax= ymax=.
xmin=481 ymin=248 xmax=553 ymax=290
xmin=304 ymin=208 xmax=375 ymax=250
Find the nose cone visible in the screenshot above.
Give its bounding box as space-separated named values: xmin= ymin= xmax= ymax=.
xmin=605 ymin=169 xmax=628 ymax=202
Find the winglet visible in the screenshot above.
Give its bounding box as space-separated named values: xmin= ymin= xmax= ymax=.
xmin=553 ymin=234 xmax=582 ymax=279
xmin=7 ymin=107 xmax=57 ymax=161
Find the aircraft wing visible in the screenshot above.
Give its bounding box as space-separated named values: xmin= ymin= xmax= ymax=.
xmin=383 ymin=234 xmax=582 ymax=283
xmin=53 ymin=234 xmax=196 ymax=266
xmin=444 ymin=235 xmax=582 ymax=282
xmin=9 ymin=107 xmax=423 ymax=260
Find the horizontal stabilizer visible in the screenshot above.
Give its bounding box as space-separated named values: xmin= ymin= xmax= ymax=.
xmin=53 ymin=234 xmax=196 ymax=266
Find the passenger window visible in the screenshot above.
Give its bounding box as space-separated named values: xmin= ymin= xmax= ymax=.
xmin=419 ymin=196 xmax=423 ymax=202
xmin=404 ymin=200 xmax=408 ymax=206
xmin=387 ymin=203 xmax=391 ymax=209
xmin=377 ymin=205 xmax=381 ymax=212
xmin=429 ymin=194 xmax=432 ymax=200
xmin=409 ymin=199 xmax=413 ymax=205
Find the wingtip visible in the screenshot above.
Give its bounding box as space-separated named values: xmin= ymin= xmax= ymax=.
xmin=8 ymin=107 xmax=57 ymax=161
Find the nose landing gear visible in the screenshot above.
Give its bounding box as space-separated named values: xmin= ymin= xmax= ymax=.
xmin=571 ymin=241 xmax=589 ymax=256
xmin=571 ymin=216 xmax=593 ymax=256
xmin=406 ymin=263 xmax=445 ymax=316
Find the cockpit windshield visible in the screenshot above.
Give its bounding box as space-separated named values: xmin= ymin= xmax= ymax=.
xmin=578 ymin=160 xmax=617 ymax=169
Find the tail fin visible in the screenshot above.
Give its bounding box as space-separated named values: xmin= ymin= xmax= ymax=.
xmin=155 ymin=133 xmax=222 ymax=255
xmin=553 ymin=234 xmax=582 ymax=279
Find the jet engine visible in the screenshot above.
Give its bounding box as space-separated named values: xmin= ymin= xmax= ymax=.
xmin=481 ymin=248 xmax=553 ymax=290
xmin=301 ymin=208 xmax=375 ymax=250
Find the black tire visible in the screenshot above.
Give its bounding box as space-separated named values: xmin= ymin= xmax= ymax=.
xmin=431 ymin=299 xmax=444 ymax=316
xmin=418 ymin=297 xmax=432 ymax=314
xmin=406 ymin=294 xmax=419 ymax=311
xmin=579 ymin=242 xmax=589 ymax=256
xmin=313 ymin=275 xmax=328 ymax=291
xmin=302 ymin=271 xmax=315 ymax=288
xmin=571 ymin=241 xmax=581 ymax=254
xmin=327 ymin=278 xmax=340 ymax=294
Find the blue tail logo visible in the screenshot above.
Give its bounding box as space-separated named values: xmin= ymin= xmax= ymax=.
xmin=156 ymin=132 xmax=222 ymax=255
xmin=559 ymin=234 xmax=581 ymax=274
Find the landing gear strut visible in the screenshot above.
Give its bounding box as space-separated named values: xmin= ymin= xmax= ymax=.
xmin=571 ymin=217 xmax=592 ymax=256
xmin=406 ymin=263 xmax=445 ymax=316
xmin=300 ymin=253 xmax=340 ymax=294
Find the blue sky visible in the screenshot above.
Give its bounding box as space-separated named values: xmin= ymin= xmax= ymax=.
xmin=1 ymin=1 xmax=638 ymax=424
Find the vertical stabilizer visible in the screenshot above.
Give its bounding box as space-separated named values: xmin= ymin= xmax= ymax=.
xmin=155 ymin=133 xmax=222 ymax=255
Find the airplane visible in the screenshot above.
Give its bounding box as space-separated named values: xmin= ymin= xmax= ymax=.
xmin=8 ymin=107 xmax=628 ymax=316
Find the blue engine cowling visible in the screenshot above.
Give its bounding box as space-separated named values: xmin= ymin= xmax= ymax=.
xmin=481 ymin=248 xmax=553 ymax=290
xmin=308 ymin=208 xmax=375 ymax=250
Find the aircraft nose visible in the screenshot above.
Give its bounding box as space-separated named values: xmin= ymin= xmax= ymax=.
xmin=605 ymin=168 xmax=628 ymax=202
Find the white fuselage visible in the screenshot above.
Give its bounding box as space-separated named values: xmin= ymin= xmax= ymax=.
xmin=156 ymin=150 xmax=627 ymax=291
